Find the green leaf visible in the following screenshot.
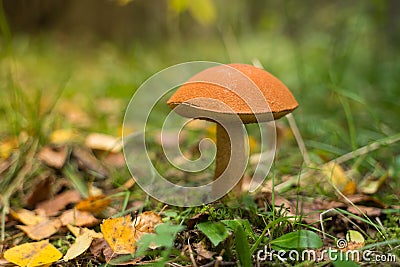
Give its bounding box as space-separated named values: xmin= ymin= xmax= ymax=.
xmin=235 ymin=225 xmax=252 ymax=267
xmin=271 ymin=230 xmax=322 ymax=250
xmin=196 ymin=222 xmax=230 ymax=247
xmin=222 ymin=219 xmax=256 ymax=240
xmin=135 ymin=222 xmax=184 ymax=256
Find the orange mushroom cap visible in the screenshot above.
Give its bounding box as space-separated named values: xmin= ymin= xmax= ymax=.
xmin=167 ymin=63 xmax=298 ymax=123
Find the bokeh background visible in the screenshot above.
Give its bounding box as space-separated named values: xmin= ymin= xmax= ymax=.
xmin=1 ymin=0 xmax=400 ymax=172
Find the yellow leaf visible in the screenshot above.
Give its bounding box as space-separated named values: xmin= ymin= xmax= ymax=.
xmin=100 ymin=215 xmax=136 ymax=254
xmin=322 ymin=162 xmax=356 ymax=195
xmin=75 ymin=195 xmax=111 ymax=214
xmin=50 ymin=129 xmax=79 ymax=144
xmin=4 ymin=240 xmax=62 ymax=267
xmin=10 ymin=209 xmax=48 ymax=226
xmin=0 ymin=137 xmax=18 ymax=159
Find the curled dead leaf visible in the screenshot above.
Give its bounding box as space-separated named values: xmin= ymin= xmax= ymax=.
xmin=132 ymin=211 xmax=163 ymax=240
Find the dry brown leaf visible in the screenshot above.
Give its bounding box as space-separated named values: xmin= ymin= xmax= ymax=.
xmin=103 ymin=152 xmax=126 ymax=168
xmin=347 ymin=205 xmax=382 ymax=217
xmin=59 ymin=209 xmax=99 ymax=227
xmin=35 ymin=190 xmax=81 ymax=216
xmin=57 ymin=101 xmax=91 ymax=127
xmin=26 ymin=175 xmax=54 ymax=207
xmin=72 ymin=146 xmax=108 ymax=178
xmin=345 ymin=194 xmax=386 ymax=208
xmin=10 ymin=209 xmax=48 ymax=226
xmin=75 ymin=195 xmax=111 ymax=214
xmin=193 ymin=241 xmax=215 ymax=261
xmin=90 ymin=238 xmax=110 ymax=261
xmin=100 ymin=215 xmax=136 ymax=254
xmin=4 ymin=240 xmax=62 ymax=267
xmin=85 ymin=133 xmax=122 ymax=153
xmin=17 ymin=219 xmax=62 ymax=240
xmin=132 ymin=211 xmax=163 ymax=240
xmin=37 ymin=145 xmax=68 ymax=169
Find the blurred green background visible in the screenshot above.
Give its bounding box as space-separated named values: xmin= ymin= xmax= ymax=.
xmin=1 ymin=0 xmax=400 ymax=164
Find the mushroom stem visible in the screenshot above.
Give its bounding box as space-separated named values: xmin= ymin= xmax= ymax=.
xmin=214 ymin=123 xmax=245 ymax=196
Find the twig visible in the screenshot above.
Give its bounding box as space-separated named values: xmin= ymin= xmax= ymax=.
xmin=330 ymin=132 xmax=400 ymax=165
xmin=188 ymin=238 xmax=198 ymax=267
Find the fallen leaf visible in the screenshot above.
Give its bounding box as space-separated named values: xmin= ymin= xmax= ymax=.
xmin=4 ymin=240 xmax=62 ymax=267
xmin=63 ymin=227 xmax=103 ymax=262
xmin=100 ymin=215 xmax=136 ymax=254
xmin=72 ymin=146 xmax=108 ymax=178
xmin=342 ymin=230 xmax=365 ymax=251
xmin=322 ymin=162 xmax=356 ymax=195
xmin=75 ymin=195 xmax=111 ymax=214
xmin=345 ymin=194 xmax=386 ymax=208
xmin=85 ymin=133 xmax=122 ymax=153
xmin=11 ymin=209 xmax=48 ymax=226
xmin=103 ymin=152 xmax=126 ymax=168
xmin=0 ymin=136 xmax=18 ymax=159
xmin=90 ymin=238 xmax=110 ymax=261
xmin=37 ymin=146 xmax=68 ymax=169
xmin=359 ymin=173 xmax=388 ymax=194
xmin=36 ymin=190 xmax=81 ymax=216
xmin=132 ymin=211 xmax=163 ymax=240
xmin=63 ymin=231 xmax=94 ymax=261
xmin=26 ymin=175 xmax=54 ymax=207
xmin=347 ymin=205 xmax=382 ymax=217
xmin=17 ymin=219 xmax=62 ymax=240
xmin=59 ymin=209 xmax=99 ymax=227
xmin=57 ymin=101 xmax=91 ymax=127
xmin=193 ymin=241 xmax=215 ymax=261
xmin=49 ymin=129 xmax=79 ymax=144
xmin=66 ymin=224 xmax=103 ymax=239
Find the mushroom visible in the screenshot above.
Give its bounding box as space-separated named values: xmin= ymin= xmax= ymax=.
xmin=167 ymin=63 xmax=298 ymax=197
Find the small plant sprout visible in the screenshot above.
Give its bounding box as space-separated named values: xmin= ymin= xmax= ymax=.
xmin=167 ymin=63 xmax=298 ymax=198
